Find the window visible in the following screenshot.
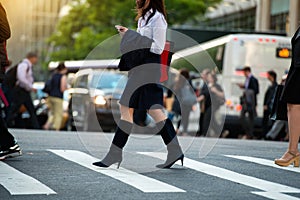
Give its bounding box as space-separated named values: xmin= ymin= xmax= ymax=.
xmin=74 ymin=75 xmax=88 ymax=88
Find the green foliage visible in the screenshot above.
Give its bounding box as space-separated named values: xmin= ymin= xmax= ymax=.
xmin=47 ymin=0 xmax=221 ymax=61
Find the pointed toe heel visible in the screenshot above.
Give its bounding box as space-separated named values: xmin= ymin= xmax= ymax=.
xmin=156 ymin=154 xmax=184 ymax=169
xmin=93 ymin=161 xmax=108 ymax=168
xmin=93 ymin=159 xmax=122 ymax=169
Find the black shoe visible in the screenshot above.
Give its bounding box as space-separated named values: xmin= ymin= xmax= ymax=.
xmin=93 ymin=145 xmax=122 ymax=168
xmin=156 ymin=154 xmax=184 ymax=169
xmin=0 ymin=143 xmax=22 ymax=160
xmin=156 ymin=118 xmax=184 ymax=169
xmin=93 ymin=120 xmax=132 ymax=168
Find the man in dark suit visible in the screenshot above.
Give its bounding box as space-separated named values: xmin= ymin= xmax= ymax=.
xmin=238 ymin=66 xmax=259 ymax=139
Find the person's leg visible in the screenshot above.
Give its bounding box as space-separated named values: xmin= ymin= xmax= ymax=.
xmin=265 ymin=120 xmax=285 ymax=140
xmin=197 ymin=112 xmax=205 ymax=136
xmin=93 ymin=105 xmax=133 ymax=168
xmin=262 ymin=110 xmax=271 ymax=138
xmin=248 ymin=110 xmax=255 ymax=138
xmin=0 ymin=117 xmax=15 ymax=149
xmin=275 ymin=104 xmax=300 ymax=167
xmin=120 ymin=105 xmax=134 ymax=123
xmin=287 ymin=104 xmax=300 ymax=153
xmin=3 ymin=85 xmax=12 ymax=121
xmin=0 ymin=117 xmax=22 ymax=159
xmin=22 ymin=92 xmax=40 ymax=129
xmin=181 ymin=107 xmax=190 ymax=136
xmin=202 ymin=107 xmax=212 ymax=137
xmin=209 ymin=108 xmax=221 ymax=137
xmin=6 ymin=88 xmax=23 ymax=127
xmin=283 ymin=121 xmax=289 ymax=141
xmin=149 ymin=109 xmax=184 ymax=168
xmin=176 ymin=116 xmax=181 ymax=134
xmin=239 ymin=109 xmax=246 ymax=138
xmin=52 ymin=97 xmax=64 ymax=131
xmin=43 ymin=97 xmax=54 ymax=130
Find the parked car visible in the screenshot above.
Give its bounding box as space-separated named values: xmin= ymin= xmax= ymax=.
xmin=69 ymin=69 xmax=128 ymax=132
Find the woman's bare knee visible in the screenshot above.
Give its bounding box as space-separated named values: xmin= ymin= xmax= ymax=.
xmin=119 ymin=105 xmax=133 ymax=122
xmin=148 ymin=109 xmax=167 ymax=122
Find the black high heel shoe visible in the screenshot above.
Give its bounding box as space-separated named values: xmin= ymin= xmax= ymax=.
xmin=93 ymin=120 xmax=132 ymax=169
xmin=93 ymin=146 xmax=123 ymax=168
xmin=93 ymin=160 xmax=122 ymax=169
xmin=156 ymin=154 xmax=184 ymax=169
xmin=156 ymin=118 xmax=184 ymax=169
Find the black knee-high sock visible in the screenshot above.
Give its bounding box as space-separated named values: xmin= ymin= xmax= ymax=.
xmin=156 ymin=118 xmax=177 ymax=145
xmin=111 ymin=120 xmax=132 ymax=149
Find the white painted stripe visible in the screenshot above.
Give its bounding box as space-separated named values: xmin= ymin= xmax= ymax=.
xmin=138 ymin=152 xmax=300 ymax=200
xmin=49 ymin=150 xmax=185 ymax=193
xmin=225 ymin=155 xmax=300 ymax=173
xmin=252 ymin=192 xmax=300 ymax=200
xmin=0 ymin=162 xmax=56 ymax=195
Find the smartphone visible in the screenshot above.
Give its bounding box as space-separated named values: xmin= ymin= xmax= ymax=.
xmin=115 ymin=25 xmax=124 ymax=31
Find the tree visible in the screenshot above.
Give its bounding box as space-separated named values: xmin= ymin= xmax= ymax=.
xmin=47 ymin=0 xmax=221 ymax=61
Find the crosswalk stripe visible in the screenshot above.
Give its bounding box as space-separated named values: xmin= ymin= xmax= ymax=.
xmin=225 ymin=155 xmax=300 ymax=173
xmin=252 ymin=192 xmax=300 ymax=200
xmin=138 ymin=152 xmax=300 ymax=200
xmin=0 ymin=162 xmax=56 ymax=195
xmin=49 ymin=150 xmax=185 ymax=193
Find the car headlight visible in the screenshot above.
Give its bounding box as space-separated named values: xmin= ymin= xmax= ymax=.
xmin=94 ymin=95 xmax=107 ymax=106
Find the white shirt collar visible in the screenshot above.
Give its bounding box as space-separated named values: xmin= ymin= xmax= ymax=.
xmin=144 ymin=8 xmax=154 ymax=19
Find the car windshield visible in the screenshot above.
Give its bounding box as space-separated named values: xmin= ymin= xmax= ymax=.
xmin=91 ymin=72 xmax=127 ymax=89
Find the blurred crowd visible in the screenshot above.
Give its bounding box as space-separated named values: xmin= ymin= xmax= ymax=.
xmin=164 ymin=66 xmax=289 ymax=142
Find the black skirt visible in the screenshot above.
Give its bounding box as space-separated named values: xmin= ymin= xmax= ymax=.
xmin=119 ymin=53 xmax=164 ymax=110
xmin=281 ymin=66 xmax=300 ymax=104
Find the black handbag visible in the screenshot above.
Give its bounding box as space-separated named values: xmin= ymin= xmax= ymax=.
xmin=270 ymin=85 xmax=288 ymax=121
xmin=42 ymin=76 xmax=53 ymax=94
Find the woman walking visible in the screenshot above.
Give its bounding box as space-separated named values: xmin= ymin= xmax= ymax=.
xmin=274 ymin=28 xmax=300 ymax=167
xmin=93 ymin=0 xmax=184 ymax=169
xmin=43 ymin=62 xmax=68 ymax=131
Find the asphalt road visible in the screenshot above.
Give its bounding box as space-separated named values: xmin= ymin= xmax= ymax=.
xmin=0 ymin=129 xmax=299 ymax=200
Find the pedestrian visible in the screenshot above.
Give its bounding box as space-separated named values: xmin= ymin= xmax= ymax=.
xmin=265 ymin=73 xmax=288 ymax=141
xmin=196 ymin=68 xmax=211 ymax=136
xmin=275 ymin=27 xmax=300 ymax=167
xmin=198 ymin=72 xmax=224 ymax=137
xmin=93 ymin=0 xmax=184 ymax=169
xmin=237 ymin=66 xmax=259 ymax=139
xmin=262 ymin=70 xmax=278 ymax=138
xmin=6 ymin=52 xmax=40 ymax=129
xmin=0 ymin=2 xmax=22 ymax=160
xmin=43 ymin=62 xmax=68 ymax=131
xmin=172 ymin=68 xmax=197 ymax=136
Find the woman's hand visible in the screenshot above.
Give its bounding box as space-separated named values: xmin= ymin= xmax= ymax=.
xmin=115 ymin=25 xmax=128 ymax=37
xmin=197 ymin=95 xmax=204 ymax=102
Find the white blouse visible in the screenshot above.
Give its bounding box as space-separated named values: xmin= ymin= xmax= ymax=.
xmin=137 ymin=9 xmax=167 ymax=55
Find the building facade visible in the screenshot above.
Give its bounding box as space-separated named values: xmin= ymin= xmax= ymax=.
xmin=204 ymin=0 xmax=299 ymax=37
xmin=2 ymin=0 xmax=71 ymax=68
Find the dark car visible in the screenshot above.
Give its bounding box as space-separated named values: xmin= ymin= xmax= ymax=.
xmin=69 ymin=69 xmax=127 ymax=132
